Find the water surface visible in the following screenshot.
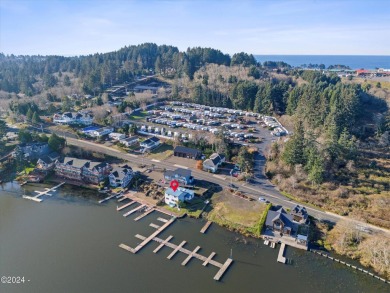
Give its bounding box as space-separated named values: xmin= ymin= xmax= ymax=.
xmin=0 ymin=182 xmax=388 ymax=293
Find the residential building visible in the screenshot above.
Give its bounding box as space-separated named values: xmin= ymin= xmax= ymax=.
xmin=36 ymin=152 xmax=60 ymax=170
xmin=54 ymin=157 xmax=110 ymax=184
xmin=164 ymin=187 xmax=195 ymax=207
xmin=53 ymin=111 xmax=93 ymax=125
xmin=119 ymin=136 xmax=139 ymax=147
xmin=15 ymin=142 xmax=50 ymax=159
xmin=164 ymin=168 xmax=194 ymax=185
xmin=290 ymin=205 xmax=309 ymax=224
xmin=264 ymin=205 xmax=309 ymax=248
xmin=88 ymin=127 xmax=114 ymax=138
xmin=140 ymin=136 xmax=160 ymax=150
xmin=109 ymin=166 xmax=134 ymax=188
xmin=173 ymin=146 xmax=201 ymax=160
xmin=109 ymin=132 xmax=126 ymax=141
xmin=203 ymin=153 xmax=225 ymax=173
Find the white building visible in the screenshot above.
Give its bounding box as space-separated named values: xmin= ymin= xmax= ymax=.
xmin=109 ymin=132 xmax=126 ymax=141
xmin=119 ymin=136 xmax=139 ymax=147
xmin=89 ymin=127 xmax=114 ymax=138
xmin=140 ymin=137 xmax=160 ymax=150
xmin=53 ymin=112 xmax=93 ymax=125
xmin=164 ymin=187 xmax=195 ymax=207
xmin=109 ymin=166 xmax=134 ymax=188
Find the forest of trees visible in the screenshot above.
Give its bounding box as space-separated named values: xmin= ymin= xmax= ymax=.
xmin=0 ymin=43 xmax=268 ymax=97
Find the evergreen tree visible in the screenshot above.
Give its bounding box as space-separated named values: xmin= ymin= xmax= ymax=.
xmin=308 ymin=156 xmax=325 ymax=185
xmin=32 ymin=112 xmax=41 ymax=124
xmin=48 ymin=133 xmax=66 ymax=152
xmin=26 ymin=108 xmax=33 ymax=121
xmin=282 ymin=121 xmax=306 ymax=166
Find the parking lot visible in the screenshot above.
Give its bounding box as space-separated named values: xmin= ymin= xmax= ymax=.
xmin=134 ymin=101 xmax=287 ymax=145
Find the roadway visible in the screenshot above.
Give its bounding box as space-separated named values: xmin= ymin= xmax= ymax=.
xmin=64 ymin=136 xmax=390 ymax=236
xmin=22 ymin=124 xmax=390 ymax=235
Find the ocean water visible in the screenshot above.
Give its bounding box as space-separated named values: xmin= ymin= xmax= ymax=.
xmin=255 ymin=55 xmax=390 ymax=70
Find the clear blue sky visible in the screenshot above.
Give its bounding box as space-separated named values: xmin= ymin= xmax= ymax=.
xmin=1 ymin=0 xmax=389 ymax=56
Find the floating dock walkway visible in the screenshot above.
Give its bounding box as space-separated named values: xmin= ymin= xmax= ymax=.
xmin=23 ymin=182 xmax=65 ymax=203
xmin=119 ymin=216 xmax=233 ymax=281
xmin=277 ymin=243 xmax=286 ymax=264
xmin=200 ymin=221 xmax=212 ymax=234
xmin=117 ymin=201 xmax=136 ymax=211
xmin=132 ymin=233 xmax=233 ymax=281
xmin=123 ymin=204 xmax=146 ymax=217
xmin=134 ymin=208 xmax=155 ymax=221
xmin=98 ymin=193 xmax=117 ymax=204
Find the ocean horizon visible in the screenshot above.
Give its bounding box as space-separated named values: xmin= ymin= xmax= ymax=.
xmin=254 ymin=55 xmax=390 ymax=70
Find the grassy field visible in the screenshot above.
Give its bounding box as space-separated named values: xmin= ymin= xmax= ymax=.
xmin=148 ymin=143 xmax=173 ymax=160
xmin=207 ymin=190 xmax=268 ymax=237
xmin=128 ymin=111 xmax=149 ymax=121
xmin=164 ymin=197 xmax=206 ymax=218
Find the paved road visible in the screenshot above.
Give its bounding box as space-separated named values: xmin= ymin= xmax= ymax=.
xmin=24 ymin=123 xmax=389 ymax=235
xmin=65 ymin=136 xmax=390 ymax=236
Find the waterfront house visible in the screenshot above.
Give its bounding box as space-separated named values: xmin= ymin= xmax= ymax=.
xmin=164 ymin=187 xmax=195 ymax=207
xmin=290 ymin=205 xmax=309 ymax=224
xmin=119 ymin=136 xmax=139 ymax=147
xmin=173 ymin=146 xmax=201 ymax=160
xmin=55 ymin=157 xmax=110 ymax=184
xmin=140 ymin=136 xmax=160 ymax=150
xmin=264 ymin=205 xmax=309 ymax=248
xmin=36 ymin=152 xmax=60 ymax=170
xmin=15 ymin=142 xmax=50 ymax=159
xmin=203 ymin=153 xmax=225 ymax=173
xmin=109 ymin=166 xmax=134 ymax=188
xmin=164 ymin=168 xmax=194 ymax=185
xmin=265 ymin=207 xmax=295 ymax=236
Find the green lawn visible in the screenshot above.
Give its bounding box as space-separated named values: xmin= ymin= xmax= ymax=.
xmin=148 ymin=144 xmax=173 ymax=160
xmin=128 ymin=111 xmax=149 ymax=121
xmin=164 ymin=197 xmax=206 ymax=218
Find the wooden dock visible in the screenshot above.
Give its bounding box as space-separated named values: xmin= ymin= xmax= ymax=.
xmin=277 ymin=243 xmax=286 ymax=264
xmin=123 ymin=204 xmax=145 ymax=217
xmin=117 ymin=201 xmax=136 ymax=211
xmin=157 ymin=217 xmax=168 ymax=223
xmin=150 ymin=223 xmax=160 ymax=229
xmin=98 ymin=193 xmax=117 ymax=204
xmin=23 ymin=182 xmax=65 ymax=203
xmin=202 ymin=252 xmax=216 ymax=266
xmin=153 ymin=235 xmax=173 ymax=253
xmin=134 ymin=208 xmax=155 ymax=221
xmin=118 ymin=196 xmax=128 ymax=202
xmin=123 ymin=217 xmax=176 ymax=253
xmin=213 ymin=258 xmax=234 ymax=281
xmin=200 ymin=221 xmax=212 ymax=234
xmin=181 ymin=246 xmax=201 ymax=266
xmin=125 ymin=228 xmax=233 ymax=281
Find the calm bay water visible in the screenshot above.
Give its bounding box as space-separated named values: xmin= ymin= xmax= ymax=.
xmin=255 ymin=55 xmax=390 ymax=69
xmin=0 ymin=182 xmax=388 ymax=293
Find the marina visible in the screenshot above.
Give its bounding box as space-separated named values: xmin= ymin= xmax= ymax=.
xmin=23 ymin=182 xmax=65 ymax=203
xmin=131 ymin=233 xmax=233 ymax=281
xmin=1 ymin=183 xmax=389 ymax=292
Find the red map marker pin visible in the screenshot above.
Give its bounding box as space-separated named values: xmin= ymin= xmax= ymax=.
xmin=170 ymin=180 xmax=179 ymax=192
